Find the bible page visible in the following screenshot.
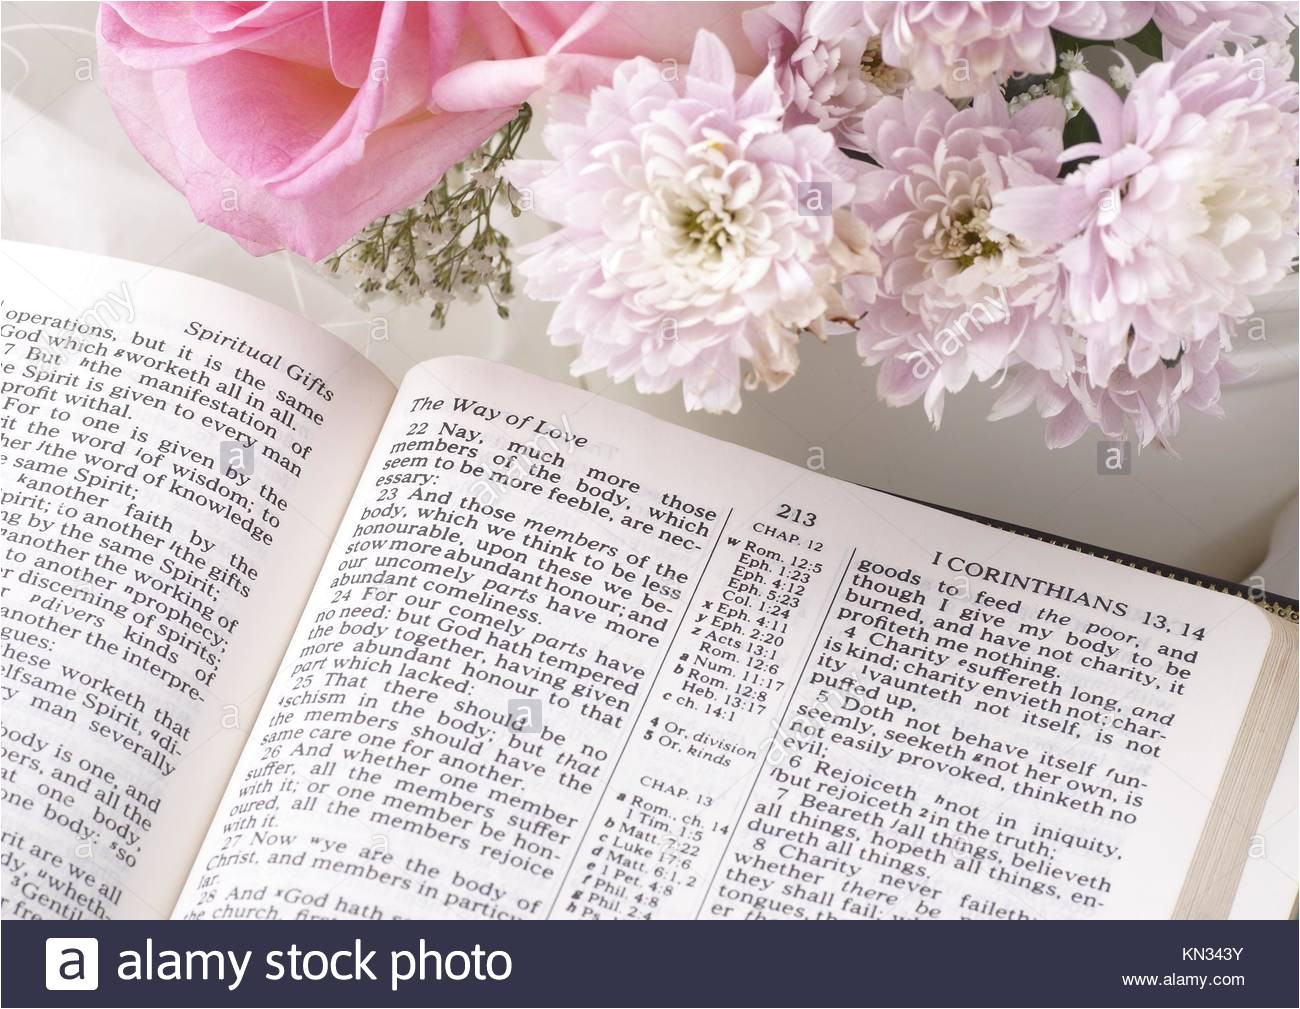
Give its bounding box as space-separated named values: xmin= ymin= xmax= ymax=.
xmin=174 ymin=355 xmax=1276 ymax=921
xmin=0 ymin=242 xmax=395 ymax=918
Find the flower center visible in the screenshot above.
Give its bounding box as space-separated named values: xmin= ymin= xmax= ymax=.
xmin=935 ymin=203 xmax=1002 ymax=269
xmin=649 ymin=135 xmax=758 ymax=276
xmin=673 ymin=197 xmax=737 ymax=258
xmin=860 ymin=36 xmax=908 ymax=95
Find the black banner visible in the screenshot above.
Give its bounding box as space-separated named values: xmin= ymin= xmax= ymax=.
xmin=4 ymin=920 xmax=1296 ymax=1007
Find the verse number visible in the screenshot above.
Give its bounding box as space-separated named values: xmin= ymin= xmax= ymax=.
xmin=1141 ymin=611 xmax=1206 ymax=640
xmin=776 ymin=503 xmax=817 ymax=527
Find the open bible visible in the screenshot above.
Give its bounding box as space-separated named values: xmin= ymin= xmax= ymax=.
xmin=2 ymin=241 xmax=1295 ymax=922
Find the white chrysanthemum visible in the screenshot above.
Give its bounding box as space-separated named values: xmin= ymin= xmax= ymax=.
xmin=505 ymin=32 xmax=879 ymax=413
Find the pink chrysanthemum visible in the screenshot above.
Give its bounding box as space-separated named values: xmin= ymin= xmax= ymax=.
xmin=847 ymin=89 xmax=1070 ymax=426
xmin=861 ymin=2 xmax=1151 ymax=98
xmin=744 ymin=1 xmax=909 ymax=147
xmin=1150 ymin=1 xmax=1297 ymax=49
xmin=504 ymin=31 xmax=879 ymax=413
xmin=991 ymin=27 xmax=1299 ymax=390
xmin=990 ymin=321 xmax=1245 ymax=449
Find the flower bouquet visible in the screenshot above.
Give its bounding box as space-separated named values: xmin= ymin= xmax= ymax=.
xmin=97 ymin=1 xmax=1298 ymax=450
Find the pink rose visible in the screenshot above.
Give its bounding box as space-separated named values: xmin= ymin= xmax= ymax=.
xmin=97 ymin=2 xmax=760 ymax=260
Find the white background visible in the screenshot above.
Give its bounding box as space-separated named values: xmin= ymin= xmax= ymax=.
xmin=2 ymin=0 xmax=1297 ymax=588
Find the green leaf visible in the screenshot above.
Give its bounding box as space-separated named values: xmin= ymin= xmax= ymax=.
xmin=1049 ymin=27 xmax=1102 ymax=53
xmin=1063 ymin=108 xmax=1099 ymax=148
xmin=1059 ymin=109 xmax=1100 ymax=177
xmin=1123 ymin=20 xmax=1163 ymax=60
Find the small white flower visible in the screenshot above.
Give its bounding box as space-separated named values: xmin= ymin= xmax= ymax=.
xmin=1058 ymin=49 xmax=1086 ymax=73
xmin=1107 ymin=62 xmax=1136 ymax=89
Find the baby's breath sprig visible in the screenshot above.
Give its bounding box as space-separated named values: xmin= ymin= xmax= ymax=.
xmin=324 ymin=104 xmax=533 ymax=328
xmin=1007 ymin=51 xmax=1086 ymax=119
